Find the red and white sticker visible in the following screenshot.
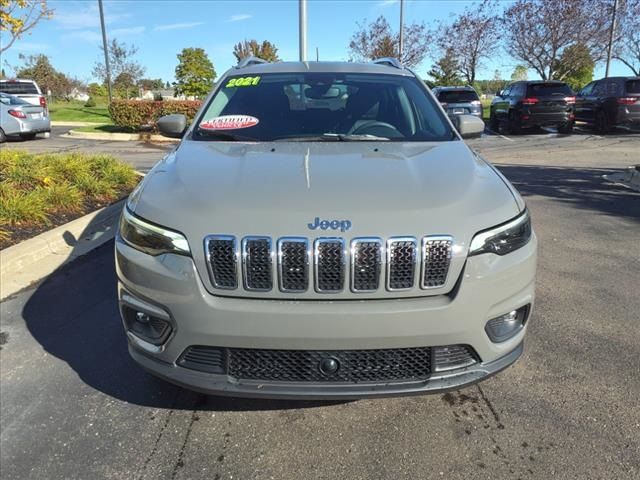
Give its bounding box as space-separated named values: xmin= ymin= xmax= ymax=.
xmin=199 ymin=115 xmax=259 ymax=130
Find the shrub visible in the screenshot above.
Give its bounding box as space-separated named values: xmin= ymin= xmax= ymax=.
xmin=84 ymin=96 xmax=97 ymax=107
xmin=109 ymin=100 xmax=201 ymax=131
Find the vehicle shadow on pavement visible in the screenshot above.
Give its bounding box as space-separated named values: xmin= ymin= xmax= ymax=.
xmin=496 ymin=164 xmax=640 ymax=222
xmin=21 ymin=241 xmax=348 ymax=412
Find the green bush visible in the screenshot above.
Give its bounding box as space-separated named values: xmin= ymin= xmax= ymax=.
xmin=108 ymin=100 xmax=201 ymax=131
xmin=84 ymin=96 xmax=97 ymax=107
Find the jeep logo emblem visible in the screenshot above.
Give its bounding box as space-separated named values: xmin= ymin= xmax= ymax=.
xmin=307 ymin=217 xmax=352 ymax=232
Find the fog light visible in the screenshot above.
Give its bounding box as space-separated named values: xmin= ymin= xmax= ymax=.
xmin=122 ymin=305 xmax=172 ymax=345
xmin=485 ymin=305 xmax=529 ymax=343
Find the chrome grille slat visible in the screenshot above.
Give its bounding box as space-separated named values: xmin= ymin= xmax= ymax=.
xmin=314 ymin=238 xmax=346 ymax=293
xmin=278 ymin=238 xmax=309 ymax=292
xmin=386 ymin=238 xmax=417 ymax=291
xmin=421 ymin=236 xmax=453 ymax=289
xmin=242 ymin=237 xmax=273 ymax=291
xmin=351 ymin=238 xmax=383 ymax=292
xmin=205 ymin=235 xmax=238 ymax=289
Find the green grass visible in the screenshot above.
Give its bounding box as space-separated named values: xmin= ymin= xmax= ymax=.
xmin=481 ymin=98 xmax=492 ymax=121
xmin=48 ymin=100 xmax=113 ymax=124
xmin=0 ymin=150 xmax=139 ymax=246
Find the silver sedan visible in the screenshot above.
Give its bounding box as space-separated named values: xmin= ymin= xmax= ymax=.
xmin=0 ymin=92 xmax=51 ymax=142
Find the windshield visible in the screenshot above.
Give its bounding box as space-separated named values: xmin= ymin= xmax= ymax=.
xmin=193 ymin=73 xmax=454 ymax=142
xmin=526 ymin=83 xmax=573 ymax=96
xmin=436 ymin=90 xmax=479 ymax=103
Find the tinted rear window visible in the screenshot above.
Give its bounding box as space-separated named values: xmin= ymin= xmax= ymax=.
xmin=625 ymin=80 xmax=640 ymax=94
xmin=436 ymin=90 xmax=479 ymax=103
xmin=0 ymin=81 xmax=39 ymax=95
xmin=526 ymin=83 xmax=573 ymax=96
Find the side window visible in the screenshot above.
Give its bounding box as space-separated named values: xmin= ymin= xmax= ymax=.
xmin=606 ymin=80 xmax=622 ymax=96
xmin=580 ymin=82 xmax=595 ymax=96
xmin=592 ymin=81 xmax=606 ymax=97
xmin=512 ymin=84 xmax=525 ymax=97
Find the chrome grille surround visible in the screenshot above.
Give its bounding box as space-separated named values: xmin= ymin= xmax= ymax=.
xmin=314 ymin=238 xmax=347 ymax=293
xmin=205 ymin=234 xmax=455 ymax=296
xmin=277 ymin=237 xmax=310 ymax=293
xmin=204 ymin=235 xmax=238 ymax=289
xmin=350 ymin=238 xmax=383 ymax=293
xmin=421 ymin=235 xmax=453 ymax=289
xmin=386 ymin=237 xmax=418 ymax=291
xmin=241 ymin=236 xmax=273 ymax=291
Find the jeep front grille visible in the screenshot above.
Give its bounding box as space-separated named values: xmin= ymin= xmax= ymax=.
xmin=204 ymin=234 xmax=454 ymax=296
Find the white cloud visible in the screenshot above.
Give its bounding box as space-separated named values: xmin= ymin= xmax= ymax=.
xmin=12 ymin=42 xmax=52 ymax=52
xmin=227 ymin=14 xmax=252 ymax=22
xmin=377 ymin=0 xmax=399 ymax=6
xmin=153 ymin=22 xmax=204 ymax=31
xmin=111 ymin=26 xmax=146 ymax=36
xmin=65 ymin=30 xmax=102 ymax=44
xmin=55 ymin=3 xmax=130 ymax=30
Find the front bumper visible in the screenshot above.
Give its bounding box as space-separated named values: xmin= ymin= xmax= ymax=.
xmin=116 ymin=232 xmax=537 ymax=398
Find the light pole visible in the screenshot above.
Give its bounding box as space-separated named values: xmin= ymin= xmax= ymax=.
xmin=398 ymin=0 xmax=404 ymax=60
xmin=299 ymin=0 xmax=307 ymax=61
xmin=98 ymin=0 xmax=112 ymax=103
xmin=605 ymin=0 xmax=618 ymax=78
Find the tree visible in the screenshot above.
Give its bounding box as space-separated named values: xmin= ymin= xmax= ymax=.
xmin=138 ymin=78 xmax=164 ymax=91
xmin=613 ymin=0 xmax=640 ymax=75
xmin=88 ymin=82 xmax=107 ymax=98
xmin=92 ymin=39 xmax=145 ymax=91
xmin=553 ymin=44 xmax=594 ymax=90
xmin=173 ymin=47 xmax=216 ymax=98
xmin=113 ymin=72 xmax=136 ymax=99
xmin=432 ymin=0 xmax=500 ymax=84
xmin=503 ymin=0 xmax=611 ymax=80
xmin=427 ymin=49 xmax=462 ymax=86
xmin=0 ymin=0 xmax=53 ymax=54
xmin=348 ymin=15 xmax=431 ymax=68
xmin=510 ymin=65 xmax=528 ymax=81
xmin=16 ymin=53 xmax=75 ymax=98
xmin=233 ymin=40 xmax=280 ymax=62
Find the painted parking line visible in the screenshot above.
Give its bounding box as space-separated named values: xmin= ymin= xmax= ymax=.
xmin=484 ymin=128 xmax=514 ymax=142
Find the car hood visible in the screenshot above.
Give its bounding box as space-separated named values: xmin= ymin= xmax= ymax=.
xmin=131 ymin=139 xmax=522 ymax=298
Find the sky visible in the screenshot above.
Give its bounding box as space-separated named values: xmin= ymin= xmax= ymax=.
xmin=1 ymin=0 xmax=632 ymax=85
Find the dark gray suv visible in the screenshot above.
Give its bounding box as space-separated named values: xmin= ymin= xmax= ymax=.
xmin=575 ymin=76 xmax=640 ymax=133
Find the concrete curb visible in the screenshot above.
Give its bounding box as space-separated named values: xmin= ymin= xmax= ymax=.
xmin=64 ymin=129 xmax=179 ymax=143
xmin=0 ymin=199 xmax=125 ymax=300
xmin=51 ymin=121 xmax=108 ymax=127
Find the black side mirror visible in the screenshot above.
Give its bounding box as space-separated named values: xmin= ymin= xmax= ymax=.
xmin=157 ymin=114 xmax=187 ymax=138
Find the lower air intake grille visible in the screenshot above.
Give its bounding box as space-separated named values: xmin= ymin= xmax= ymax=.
xmin=227 ymin=346 xmax=432 ymax=383
xmin=433 ymin=345 xmax=477 ymax=372
xmin=178 ymin=346 xmax=225 ymax=374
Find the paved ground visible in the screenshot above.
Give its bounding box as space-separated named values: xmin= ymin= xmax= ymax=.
xmin=1 ymin=126 xmax=639 ymax=479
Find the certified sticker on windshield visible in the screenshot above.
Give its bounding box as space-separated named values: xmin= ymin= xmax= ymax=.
xmin=199 ymin=115 xmax=259 ymax=130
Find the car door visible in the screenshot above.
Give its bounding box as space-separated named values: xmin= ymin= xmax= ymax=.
xmin=575 ymin=81 xmax=596 ymax=122
xmin=494 ymin=85 xmax=511 ymax=120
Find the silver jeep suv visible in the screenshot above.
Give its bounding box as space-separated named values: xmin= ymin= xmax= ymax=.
xmin=116 ymin=58 xmax=537 ymax=399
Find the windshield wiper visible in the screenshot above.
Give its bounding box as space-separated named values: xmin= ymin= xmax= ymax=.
xmin=321 ymin=133 xmax=390 ymax=141
xmin=194 ymin=128 xmax=257 ymax=141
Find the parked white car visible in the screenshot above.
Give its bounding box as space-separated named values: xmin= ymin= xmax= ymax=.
xmin=0 ymin=79 xmax=48 ymax=111
xmin=0 ymin=92 xmax=51 ymax=142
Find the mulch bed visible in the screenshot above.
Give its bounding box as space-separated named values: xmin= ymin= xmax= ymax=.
xmin=0 ymin=193 xmax=130 ymax=251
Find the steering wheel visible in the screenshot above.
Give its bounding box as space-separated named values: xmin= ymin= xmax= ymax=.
xmin=350 ymin=121 xmax=403 ymax=138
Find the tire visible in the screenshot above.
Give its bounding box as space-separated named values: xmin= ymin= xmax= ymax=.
xmin=20 ymin=132 xmax=37 ymax=140
xmin=505 ymin=111 xmax=521 ymax=135
xmin=558 ymin=121 xmax=574 ymax=134
xmin=0 ymin=128 xmax=6 ymax=144
xmin=489 ymin=111 xmax=499 ymax=131
xmin=595 ymin=110 xmax=610 ymax=134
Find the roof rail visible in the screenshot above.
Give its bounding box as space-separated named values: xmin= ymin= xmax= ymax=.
xmin=372 ymin=57 xmax=403 ymax=69
xmin=235 ymin=56 xmax=268 ymax=69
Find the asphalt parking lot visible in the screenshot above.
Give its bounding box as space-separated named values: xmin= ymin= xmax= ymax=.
xmin=1 ymin=125 xmax=639 ymax=479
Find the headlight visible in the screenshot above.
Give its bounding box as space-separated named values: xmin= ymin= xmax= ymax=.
xmin=119 ymin=207 xmax=191 ymax=256
xmin=469 ymin=209 xmax=532 ymax=256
